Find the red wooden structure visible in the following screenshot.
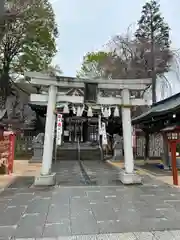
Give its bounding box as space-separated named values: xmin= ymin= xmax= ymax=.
xmin=0 ymin=131 xmax=16 ymax=174
xmin=162 ymin=125 xmax=180 ymax=185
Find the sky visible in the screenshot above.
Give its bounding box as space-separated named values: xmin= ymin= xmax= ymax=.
xmin=51 ymin=0 xmax=180 ymax=98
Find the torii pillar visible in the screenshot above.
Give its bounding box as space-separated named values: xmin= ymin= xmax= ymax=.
xmin=25 ymin=71 xmax=151 ymax=186
xmin=34 ymin=85 xmax=57 ymax=186
xmin=120 ymin=89 xmax=141 ymax=184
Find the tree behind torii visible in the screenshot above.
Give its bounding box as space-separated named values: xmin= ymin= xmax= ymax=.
xmin=0 ymin=0 xmax=58 ymax=100
xmin=135 ymin=0 xmax=171 ymax=103
xmin=77 ymin=1 xmax=173 ymax=101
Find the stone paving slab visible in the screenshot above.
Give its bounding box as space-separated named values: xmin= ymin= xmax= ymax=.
xmin=80 ymin=161 xmax=121 ymax=186
xmin=1 ymin=184 xmax=180 ymax=238
xmin=52 ymin=161 xmax=87 ymax=186
xmin=1 ymin=161 xmax=180 ymax=239
xmin=0 ymin=160 xmax=41 ymax=192
xmin=11 ymin=230 xmax=180 ymax=239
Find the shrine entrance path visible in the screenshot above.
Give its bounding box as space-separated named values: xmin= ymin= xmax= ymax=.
xmin=53 ymin=160 xmax=122 ymax=186
xmin=1 ymin=161 xmax=180 ymax=239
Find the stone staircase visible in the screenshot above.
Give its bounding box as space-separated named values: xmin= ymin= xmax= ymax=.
xmin=56 ymin=142 xmax=103 ymax=161
xmin=79 ymin=142 xmax=102 ymax=161
xmin=56 ymin=143 xmax=78 ymax=161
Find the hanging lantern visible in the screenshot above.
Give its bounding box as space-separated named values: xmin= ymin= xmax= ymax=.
xmin=114 ymin=106 xmax=119 ymax=117
xmin=63 ymin=104 xmax=69 ymax=114
xmin=87 ymin=106 xmax=93 ymax=117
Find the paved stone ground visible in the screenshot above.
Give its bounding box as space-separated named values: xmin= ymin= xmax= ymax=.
xmin=52 ymin=160 xmax=121 ymax=186
xmin=1 ymin=161 xmax=180 ymax=239
xmin=10 ymin=231 xmax=180 ymax=239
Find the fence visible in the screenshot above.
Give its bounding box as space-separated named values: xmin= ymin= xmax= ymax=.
xmin=14 ymin=130 xmax=164 ymax=160
xmin=14 ymin=130 xmax=37 ymax=159
xmin=135 ymin=133 xmax=163 ymax=159
xmin=112 ymin=132 xmax=163 ymax=160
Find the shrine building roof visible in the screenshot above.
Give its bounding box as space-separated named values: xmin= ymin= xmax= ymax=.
xmin=132 ymin=92 xmax=180 ymax=124
xmin=161 ymin=125 xmax=180 ymax=132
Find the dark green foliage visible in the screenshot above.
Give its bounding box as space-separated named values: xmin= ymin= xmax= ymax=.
xmin=77 ymin=0 xmax=173 ymax=104
xmin=135 ymin=0 xmax=171 ymax=102
xmin=135 ymin=0 xmax=170 ymax=49
xmin=0 ymin=0 xmax=58 ymax=98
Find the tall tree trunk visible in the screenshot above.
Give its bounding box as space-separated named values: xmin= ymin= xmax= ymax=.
xmin=150 ymin=9 xmax=156 ymax=104
xmin=0 ymin=0 xmax=4 ymax=22
xmin=151 ymin=34 xmax=156 ymax=103
xmin=0 ymin=95 xmax=6 ymax=110
xmin=0 ymin=0 xmax=4 ymax=11
xmin=144 ymin=131 xmax=149 ymax=164
xmin=0 ymin=64 xmax=11 ymax=98
xmin=143 ymin=13 xmax=156 ymax=164
xmin=162 ymin=133 xmax=169 ymax=169
xmin=152 ymin=73 xmax=156 ymax=104
xmin=0 ymin=0 xmax=5 ymax=42
xmin=0 ymin=64 xmax=11 ymax=112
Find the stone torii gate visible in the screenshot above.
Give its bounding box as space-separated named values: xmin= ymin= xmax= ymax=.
xmin=25 ymin=72 xmax=151 ymax=186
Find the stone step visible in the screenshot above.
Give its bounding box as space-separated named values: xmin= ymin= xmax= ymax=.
xmin=56 ymin=149 xmax=78 ymax=161
xmin=56 ymin=142 xmax=102 ymax=161
xmin=56 ymin=149 xmax=101 ymax=161
xmin=80 ymin=149 xmax=102 ymax=161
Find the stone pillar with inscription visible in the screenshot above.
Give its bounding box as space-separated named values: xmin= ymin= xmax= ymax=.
xmin=112 ymin=134 xmax=123 ymax=161
xmin=29 ymin=133 xmax=44 ymax=163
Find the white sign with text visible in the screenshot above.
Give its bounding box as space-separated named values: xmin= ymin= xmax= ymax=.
xmin=56 ymin=114 xmax=63 ymax=145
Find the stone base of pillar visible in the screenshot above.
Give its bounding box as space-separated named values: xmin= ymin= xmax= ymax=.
xmin=119 ymin=170 xmax=142 ymax=185
xmin=34 ymin=173 xmax=56 ymax=186
xmin=163 ymin=165 xmax=170 ymax=170
xmin=112 ymin=157 xmax=124 ymax=162
xmin=112 ymin=149 xmax=123 ymax=161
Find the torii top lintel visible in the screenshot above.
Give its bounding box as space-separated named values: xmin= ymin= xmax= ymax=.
xmin=25 ymin=72 xmax=151 ymax=90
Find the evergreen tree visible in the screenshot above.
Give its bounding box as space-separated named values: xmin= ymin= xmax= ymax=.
xmin=135 ymin=0 xmax=171 ymax=103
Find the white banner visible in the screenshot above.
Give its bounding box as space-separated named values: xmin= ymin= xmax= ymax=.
xmin=98 ymin=115 xmax=102 ymax=135
xmin=101 ymin=122 xmax=107 ymax=145
xmin=56 ymin=114 xmax=63 ymax=145
xmin=132 ymin=127 xmax=136 ymax=148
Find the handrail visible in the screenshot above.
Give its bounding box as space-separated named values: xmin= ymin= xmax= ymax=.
xmin=98 ymin=135 xmax=104 ymax=161
xmin=77 ymin=137 xmax=80 ymax=161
